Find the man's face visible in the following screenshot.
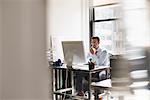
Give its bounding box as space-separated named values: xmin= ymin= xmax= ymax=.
xmin=91 ymin=39 xmax=99 ymax=49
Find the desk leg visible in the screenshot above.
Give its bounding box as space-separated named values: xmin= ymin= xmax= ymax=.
xmin=53 ymin=69 xmax=58 ymax=100
xmin=52 ymin=69 xmax=55 ymax=100
xmin=88 ymin=72 xmax=92 ymax=100
xmin=55 ymin=69 xmax=61 ymax=100
xmin=59 ymin=69 xmax=62 ymax=89
xmin=71 ymin=70 xmax=74 ymax=95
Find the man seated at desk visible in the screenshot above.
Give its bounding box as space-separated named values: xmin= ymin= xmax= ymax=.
xmin=76 ymin=36 xmax=110 ymax=96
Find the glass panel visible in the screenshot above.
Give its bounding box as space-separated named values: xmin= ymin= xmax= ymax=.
xmin=94 ymin=21 xmax=114 ymax=52
xmin=94 ymin=5 xmax=120 ymax=20
xmin=94 ymin=20 xmax=123 ymax=54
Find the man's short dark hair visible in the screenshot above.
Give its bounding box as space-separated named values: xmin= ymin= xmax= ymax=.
xmin=91 ymin=36 xmax=100 ymax=43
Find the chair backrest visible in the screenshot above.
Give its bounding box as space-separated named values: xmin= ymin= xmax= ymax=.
xmin=145 ymin=47 xmax=150 ymax=82
xmin=110 ymin=55 xmax=130 ymax=79
xmin=110 ymin=55 xmax=131 ymax=89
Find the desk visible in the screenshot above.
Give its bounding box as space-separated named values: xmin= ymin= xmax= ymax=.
xmin=51 ymin=64 xmax=111 ymax=100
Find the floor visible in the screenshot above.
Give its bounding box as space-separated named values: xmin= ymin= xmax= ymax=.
xmin=108 ymin=89 xmax=150 ymax=100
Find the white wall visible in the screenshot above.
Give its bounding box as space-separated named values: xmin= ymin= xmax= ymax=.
xmin=48 ymin=0 xmax=89 ymax=61
xmin=49 ymin=0 xmax=82 ymax=37
xmin=0 ymin=0 xmax=51 ymax=100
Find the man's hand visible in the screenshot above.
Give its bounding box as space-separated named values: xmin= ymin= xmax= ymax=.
xmin=90 ymin=47 xmax=96 ymax=55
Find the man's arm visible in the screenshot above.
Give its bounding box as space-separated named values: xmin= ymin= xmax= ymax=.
xmin=97 ymin=50 xmax=110 ymax=66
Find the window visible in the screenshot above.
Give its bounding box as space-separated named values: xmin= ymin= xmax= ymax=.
xmin=90 ymin=0 xmax=124 ymax=54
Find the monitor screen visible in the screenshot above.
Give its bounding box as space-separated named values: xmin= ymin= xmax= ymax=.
xmin=62 ymin=41 xmax=86 ymax=66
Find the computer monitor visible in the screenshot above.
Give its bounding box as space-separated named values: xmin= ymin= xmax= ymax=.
xmin=62 ymin=41 xmax=86 ymax=66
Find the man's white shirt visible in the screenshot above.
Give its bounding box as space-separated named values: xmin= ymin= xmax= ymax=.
xmin=87 ymin=47 xmax=110 ymax=66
